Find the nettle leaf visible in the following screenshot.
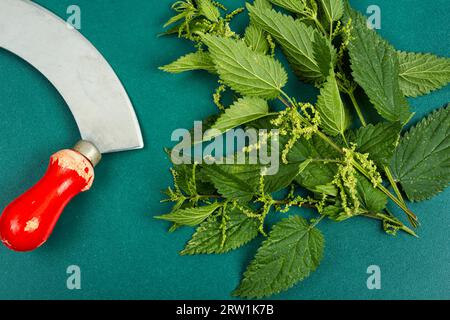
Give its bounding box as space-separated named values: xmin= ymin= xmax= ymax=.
xmin=391 ymin=105 xmax=450 ymax=202
xmin=244 ymin=24 xmax=270 ymax=54
xmin=204 ymin=97 xmax=269 ymax=140
xmin=264 ymin=159 xmax=312 ymax=193
xmin=322 ymin=202 xmax=344 ymax=220
xmin=156 ymin=202 xmax=222 ymax=226
xmin=173 ymin=164 xmax=216 ymax=196
xmin=247 ymin=3 xmax=330 ymax=83
xmin=313 ymin=32 xmax=337 ymax=80
xmin=348 ymin=9 xmax=411 ymax=123
xmin=234 ymin=215 xmax=324 ymax=298
xmin=197 ymin=0 xmax=220 ymax=22
xmin=172 ymin=164 xmax=197 ymax=196
xmin=202 ymin=164 xmax=261 ymax=202
xmin=316 ymin=70 xmax=351 ymax=136
xmin=268 ymin=0 xmax=304 ymax=14
xmin=290 ymin=136 xmax=340 ymax=190
xmin=163 ymin=11 xmax=187 ymax=29
xmin=159 ymin=51 xmax=215 ymax=74
xmin=319 ymin=0 xmax=344 ymax=23
xmin=325 ymin=174 xmax=387 ymax=221
xmin=355 ymin=122 xmax=402 ymax=168
xmin=357 ymin=174 xmax=387 ymax=213
xmin=203 ymin=35 xmax=287 ymax=99
xmin=254 ymin=0 xmax=273 ymax=9
xmin=181 ymin=207 xmax=260 ymax=255
xmin=398 ymin=51 xmax=450 ymax=98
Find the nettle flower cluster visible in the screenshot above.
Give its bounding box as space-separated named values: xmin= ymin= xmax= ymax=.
xmin=157 ymin=0 xmax=450 ymax=298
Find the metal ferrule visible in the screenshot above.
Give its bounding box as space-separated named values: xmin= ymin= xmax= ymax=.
xmin=73 ymin=140 xmax=102 ymax=167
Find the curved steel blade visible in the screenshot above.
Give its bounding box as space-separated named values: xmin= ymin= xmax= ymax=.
xmin=0 ymin=0 xmax=144 ymax=153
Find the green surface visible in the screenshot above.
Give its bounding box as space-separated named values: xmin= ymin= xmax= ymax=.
xmin=0 ymin=0 xmax=448 ymax=299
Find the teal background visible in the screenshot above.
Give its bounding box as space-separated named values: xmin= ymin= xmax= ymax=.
xmin=0 ymin=0 xmax=448 ymax=300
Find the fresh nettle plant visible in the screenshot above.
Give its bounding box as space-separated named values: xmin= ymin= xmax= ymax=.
xmin=157 ymin=0 xmax=450 ymax=298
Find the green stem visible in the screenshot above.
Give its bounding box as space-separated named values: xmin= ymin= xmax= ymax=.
xmin=316 ymin=130 xmax=343 ymax=153
xmin=352 ymin=160 xmax=418 ymax=226
xmin=362 ymin=213 xmax=418 ymax=238
xmin=280 ymin=90 xmax=294 ymax=106
xmin=313 ymin=17 xmax=327 ymax=36
xmin=341 ymin=132 xmax=349 ymax=147
xmin=384 ymin=166 xmax=405 ymax=204
xmin=379 ymin=187 xmax=418 ymax=227
xmin=379 ymin=214 xmax=418 ymax=238
xmin=348 ymin=90 xmax=367 ymax=127
xmin=384 ymin=166 xmax=416 ymax=226
xmin=310 ymin=214 xmax=326 ymax=228
xmin=329 ymin=19 xmax=333 ymax=42
xmin=197 ymin=194 xmax=222 ymax=199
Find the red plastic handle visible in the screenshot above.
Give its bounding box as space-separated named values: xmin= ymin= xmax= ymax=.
xmin=0 ymin=149 xmax=94 ymax=252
